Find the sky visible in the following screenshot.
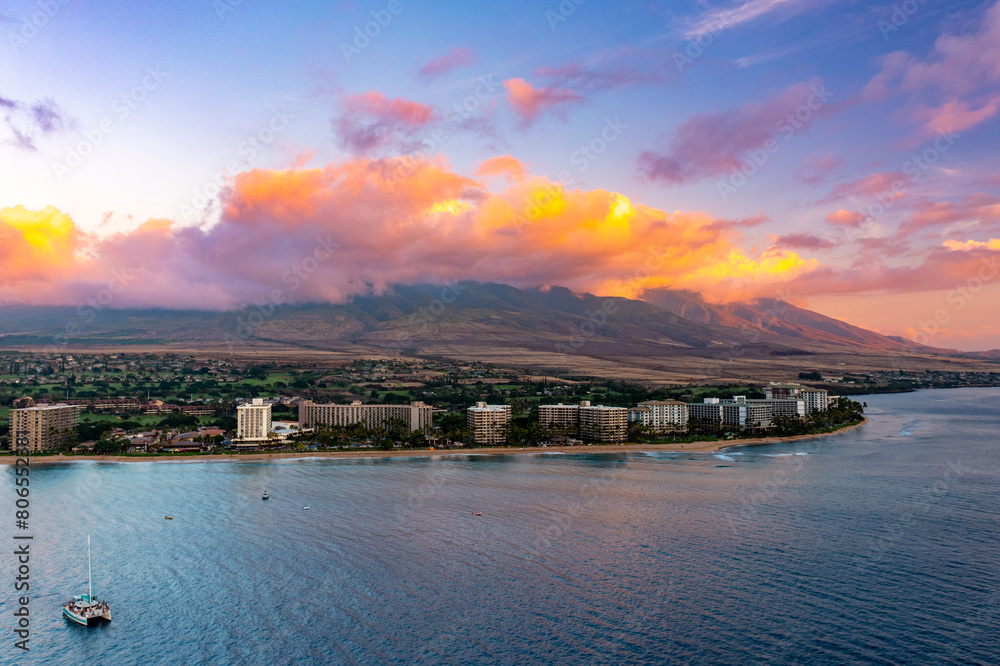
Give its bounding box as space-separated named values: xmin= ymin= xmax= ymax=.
xmin=1 ymin=0 xmax=999 ymax=350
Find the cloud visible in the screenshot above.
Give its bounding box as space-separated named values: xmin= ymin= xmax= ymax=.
xmin=912 ymin=95 xmax=1000 ymax=134
xmin=942 ymin=238 xmax=1000 ymax=251
xmin=0 ymin=93 xmax=68 ymax=151
xmin=774 ymin=232 xmax=838 ymax=250
xmin=332 ymin=92 xmax=434 ymax=155
xmin=683 ymin=0 xmax=817 ymax=39
xmin=784 ymin=240 xmax=1000 ymax=298
xmin=418 ymin=47 xmax=475 ymax=81
xmin=897 ymin=193 xmax=1000 ymax=238
xmin=0 ymin=205 xmax=81 ymax=283
xmin=795 ymin=153 xmax=845 ymax=186
xmin=816 ymin=171 xmax=908 ymax=205
xmin=825 ymin=209 xmax=867 ymax=227
xmin=705 ymin=213 xmax=770 ymax=232
xmin=5 ymin=158 xmax=998 ymax=322
xmin=532 ymin=46 xmax=680 ymax=92
xmin=864 ymin=1 xmax=1000 ymax=134
xmin=852 ymin=235 xmax=911 ymax=258
xmin=901 ymin=323 xmax=1000 ymax=347
xmin=534 ymin=62 xmax=638 ymax=91
xmin=0 ymin=157 xmax=818 ymax=308
xmin=31 ymin=99 xmax=66 ymax=133
xmin=502 ymin=78 xmax=584 ymax=126
xmin=475 ymin=155 xmax=526 ymax=181
xmin=639 ymin=80 xmax=835 ymax=185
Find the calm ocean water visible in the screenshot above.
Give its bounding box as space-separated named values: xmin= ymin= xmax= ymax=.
xmin=3 ymin=387 xmax=1000 ymax=665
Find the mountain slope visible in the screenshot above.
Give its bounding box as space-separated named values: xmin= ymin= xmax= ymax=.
xmin=641 ymin=289 xmax=938 ymax=353
xmin=0 ymin=282 xmax=981 ymax=359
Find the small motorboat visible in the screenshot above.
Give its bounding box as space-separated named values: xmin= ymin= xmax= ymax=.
xmin=472 ymin=512 xmax=482 ymax=516
xmin=164 ymin=516 xmax=173 ymax=520
xmin=262 ymin=491 xmax=269 ymax=500
xmin=302 ymin=506 xmax=310 ymax=510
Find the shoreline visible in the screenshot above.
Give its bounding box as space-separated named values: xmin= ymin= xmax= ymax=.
xmin=0 ymin=419 xmax=868 ymax=465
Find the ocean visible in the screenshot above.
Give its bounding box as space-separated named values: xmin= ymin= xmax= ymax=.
xmin=3 ymin=387 xmax=999 ymax=664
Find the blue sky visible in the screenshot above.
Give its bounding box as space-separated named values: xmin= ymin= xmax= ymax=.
xmin=2 ymin=0 xmax=999 ymax=349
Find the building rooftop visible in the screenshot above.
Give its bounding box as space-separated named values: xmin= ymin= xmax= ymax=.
xmin=14 ymin=403 xmax=79 ymax=412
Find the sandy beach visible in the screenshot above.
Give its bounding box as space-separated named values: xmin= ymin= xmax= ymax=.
xmin=0 ymin=419 xmax=868 ymax=465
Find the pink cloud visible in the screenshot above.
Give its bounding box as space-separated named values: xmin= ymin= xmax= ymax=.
xmin=502 ymin=78 xmax=584 ymax=126
xmin=705 ymin=213 xmax=770 ymax=232
xmin=290 ymin=149 xmax=314 ymax=169
xmin=864 ymin=1 xmax=1000 ymax=133
xmin=825 ymin=209 xmax=867 ymax=227
xmin=913 ymin=95 xmax=1000 ymax=134
xmin=475 ymin=155 xmax=526 ymax=181
xmin=418 ymin=47 xmax=476 ymax=81
xmin=0 ymin=158 xmax=819 ymax=308
xmin=638 ymin=79 xmax=837 ymax=185
xmin=852 ymin=236 xmax=912 ymax=258
xmin=774 ymin=232 xmax=838 ymax=250
xmin=5 ymin=160 xmax=997 ymax=324
xmin=897 ymin=193 xmax=1000 ymax=238
xmin=730 ymin=213 xmax=770 ymax=228
xmin=795 ymin=153 xmax=846 ymax=186
xmin=533 ymin=47 xmax=679 ymax=92
xmin=726 ymin=238 xmax=1000 ymax=306
xmin=865 ymin=2 xmax=1000 ymax=98
xmin=332 ymin=92 xmax=434 ymax=154
xmin=783 ymin=242 xmax=1000 ymax=299
xmin=817 ymin=171 xmax=908 ymax=205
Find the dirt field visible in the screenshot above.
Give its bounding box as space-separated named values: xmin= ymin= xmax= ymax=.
xmin=2 ymin=338 xmax=992 ymax=387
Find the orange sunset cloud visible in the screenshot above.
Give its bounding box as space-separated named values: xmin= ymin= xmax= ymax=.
xmin=0 ymin=157 xmax=818 ymax=310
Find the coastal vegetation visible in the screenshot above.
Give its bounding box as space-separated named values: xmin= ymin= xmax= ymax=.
xmin=0 ymin=349 xmax=989 ymax=454
xmin=625 ymin=397 xmax=866 ymax=445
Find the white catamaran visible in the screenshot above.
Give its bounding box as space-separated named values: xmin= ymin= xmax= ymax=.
xmin=62 ymin=535 xmax=111 ymax=626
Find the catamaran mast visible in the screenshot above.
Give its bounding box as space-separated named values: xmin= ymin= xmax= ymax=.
xmin=88 ymin=534 xmax=93 ymax=602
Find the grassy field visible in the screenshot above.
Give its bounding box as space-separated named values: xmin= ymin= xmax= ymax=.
xmin=77 ymin=413 xmax=220 ymax=427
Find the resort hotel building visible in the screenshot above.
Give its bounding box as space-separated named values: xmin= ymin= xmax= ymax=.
xmin=539 ymin=401 xmax=628 ymax=443
xmin=627 ymin=400 xmax=689 ymax=431
xmin=236 ymin=398 xmax=272 ymax=442
xmin=299 ymin=400 xmax=434 ymax=432
xmin=687 ymin=388 xmax=830 ymax=429
xmin=538 ymin=403 xmax=584 ymax=432
xmin=467 ymin=402 xmax=511 ymax=446
xmin=579 ymin=404 xmax=628 ymax=443
xmin=10 ymin=403 xmax=82 ymax=452
xmin=764 ymin=382 xmax=829 ymax=414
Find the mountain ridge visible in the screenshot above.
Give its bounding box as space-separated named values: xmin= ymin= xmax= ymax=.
xmin=0 ymin=283 xmax=982 ymax=359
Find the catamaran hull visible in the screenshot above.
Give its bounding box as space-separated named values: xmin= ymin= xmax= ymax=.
xmin=62 ymin=608 xmax=111 ymax=625
xmin=63 ymin=608 xmax=88 ymax=625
